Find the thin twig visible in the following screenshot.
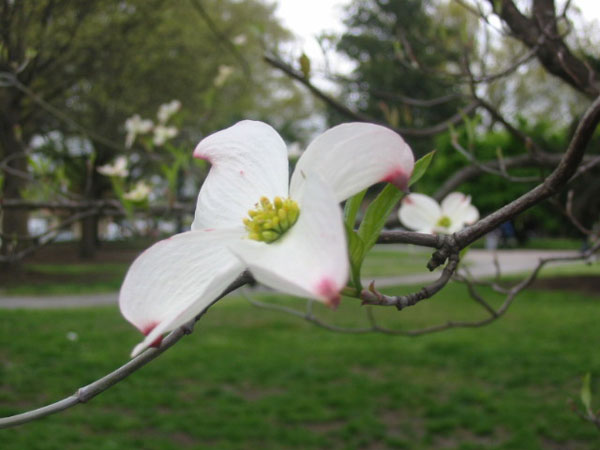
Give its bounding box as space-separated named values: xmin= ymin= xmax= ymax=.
xmin=448 ymin=94 xmax=600 ymax=255
xmin=360 ymin=252 xmax=460 ymax=308
xmin=264 ymin=54 xmax=481 ymax=138
xmin=0 ymin=272 xmax=253 ymax=429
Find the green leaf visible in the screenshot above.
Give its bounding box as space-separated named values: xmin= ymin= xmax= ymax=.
xmin=496 ymin=146 xmax=504 ymax=161
xmin=492 ymin=0 xmax=503 ymax=14
xmin=409 ymin=150 xmax=435 ymax=187
xmin=358 ymin=183 xmax=404 ymax=252
xmin=581 ymin=372 xmax=593 ymax=416
xmin=345 ymin=223 xmax=366 ymax=290
xmin=344 ymin=189 xmax=367 ymax=229
xmin=299 ymin=53 xmax=311 ymax=79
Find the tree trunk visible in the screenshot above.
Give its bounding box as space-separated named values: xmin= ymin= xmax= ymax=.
xmin=79 ymin=214 xmax=99 ymax=259
xmin=0 ymin=117 xmax=29 ymax=261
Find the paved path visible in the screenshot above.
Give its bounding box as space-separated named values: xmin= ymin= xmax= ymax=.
xmin=0 ymin=249 xmax=580 ymax=309
xmin=372 ymin=248 xmax=579 ymax=287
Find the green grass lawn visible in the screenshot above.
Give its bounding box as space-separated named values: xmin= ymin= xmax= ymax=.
xmin=3 ymin=242 xmax=594 ymax=297
xmin=1 ymin=282 xmax=600 ymax=449
xmin=361 ymin=247 xmax=431 ymax=278
xmin=0 ymin=246 xmax=431 ymax=296
xmin=0 ymin=263 xmax=129 ymax=296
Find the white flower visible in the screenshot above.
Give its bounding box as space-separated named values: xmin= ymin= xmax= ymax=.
xmin=213 ymin=65 xmax=234 ymax=87
xmin=123 ymin=181 xmax=152 ymax=202
xmin=119 ymin=120 xmax=415 ymax=357
xmin=157 ymin=100 xmax=182 ymax=124
xmin=398 ymin=192 xmax=479 ymax=234
xmin=153 ymin=125 xmax=178 ymax=146
xmin=232 ymin=34 xmax=247 ymax=45
xmin=287 ymin=142 xmax=303 ymax=159
xmin=124 ymin=115 xmax=154 ymax=148
xmin=97 ymin=156 xmax=129 ymax=178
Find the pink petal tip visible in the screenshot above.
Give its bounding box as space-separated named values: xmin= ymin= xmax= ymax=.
xmin=192 ymin=150 xmax=211 ymax=163
xmin=141 ymin=322 xmax=163 ymax=348
xmin=316 ymin=278 xmax=341 ymax=309
xmin=382 ymin=168 xmax=410 ymax=192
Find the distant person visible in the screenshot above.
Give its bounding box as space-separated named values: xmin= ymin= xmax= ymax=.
xmin=485 ymin=228 xmax=501 ymax=250
xmin=500 ymin=221 xmax=517 ymax=248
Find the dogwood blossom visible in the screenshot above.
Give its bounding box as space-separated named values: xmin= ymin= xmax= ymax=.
xmin=119 ymin=120 xmax=414 ymax=356
xmin=97 ymin=156 xmax=129 ymax=178
xmin=152 ymin=125 xmax=178 ymax=146
xmin=213 ymin=65 xmax=234 ymax=87
xmin=157 ymin=100 xmax=181 ymax=124
xmin=125 ymin=115 xmax=154 ymax=148
xmin=233 ymin=34 xmax=247 ymax=46
xmin=287 ymin=142 xmax=303 ymax=159
xmin=123 ymin=181 xmax=152 ymax=201
xmin=398 ymin=192 xmax=479 ymax=234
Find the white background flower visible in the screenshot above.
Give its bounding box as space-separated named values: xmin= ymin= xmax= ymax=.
xmin=97 ymin=156 xmax=129 ymax=178
xmin=119 ymin=120 xmax=414 ymax=356
xmin=287 ymin=142 xmax=303 ymax=159
xmin=125 ymin=115 xmax=154 ymax=148
xmin=213 ymin=65 xmax=234 ymax=87
xmin=157 ymin=100 xmax=181 ymax=124
xmin=232 ymin=34 xmax=247 ymax=46
xmin=123 ymin=181 xmax=152 ymax=201
xmin=152 ymin=125 xmax=178 ymax=146
xmin=398 ymin=192 xmax=479 ymax=234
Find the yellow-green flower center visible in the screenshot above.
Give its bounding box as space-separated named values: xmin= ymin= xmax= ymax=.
xmin=436 ymin=216 xmax=452 ymax=229
xmin=244 ymin=196 xmax=300 ymax=243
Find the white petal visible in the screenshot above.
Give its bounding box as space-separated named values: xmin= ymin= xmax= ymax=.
xmin=441 ymin=192 xmax=468 ymax=215
xmin=119 ymin=229 xmax=245 ymax=357
xmin=192 ymin=121 xmax=289 ymax=230
xmin=441 ymin=193 xmax=478 ymax=227
xmin=289 ymin=123 xmax=414 ymax=202
xmin=231 ymin=173 xmax=348 ymax=306
xmin=398 ymin=193 xmax=442 ymax=233
xmin=461 ymin=205 xmax=479 ymax=225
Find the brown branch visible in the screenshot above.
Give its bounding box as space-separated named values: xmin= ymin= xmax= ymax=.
xmin=360 ymin=251 xmax=460 ymax=308
xmin=0 ymin=208 xmax=100 ymax=263
xmin=377 ymin=230 xmax=441 ymax=248
xmin=450 ymin=94 xmax=600 ymax=251
xmin=0 ymin=71 xmax=126 ymax=152
xmin=0 ymin=199 xmax=194 ymax=214
xmin=448 ymin=131 xmax=541 ymax=183
xmin=489 ymin=0 xmax=600 ymax=97
xmin=264 ymin=54 xmax=481 ymax=138
xmin=368 ymin=89 xmax=462 ymax=107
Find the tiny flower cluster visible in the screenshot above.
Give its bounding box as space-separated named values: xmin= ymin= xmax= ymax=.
xmin=124 ymin=100 xmax=181 ymax=148
xmin=123 ymin=181 xmax=152 ymax=202
xmin=214 ymin=65 xmax=234 ymax=87
xmin=157 ymin=100 xmax=181 ymax=124
xmin=97 ymin=156 xmax=152 ymax=202
xmin=97 ymin=156 xmax=129 ymax=178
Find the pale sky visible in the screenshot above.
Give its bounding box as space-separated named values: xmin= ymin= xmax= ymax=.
xmin=274 ymin=0 xmax=600 ymax=77
xmin=274 ymin=0 xmax=350 ymax=78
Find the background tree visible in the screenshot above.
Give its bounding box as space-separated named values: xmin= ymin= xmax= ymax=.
xmin=0 ymin=0 xmax=314 ymax=262
xmin=332 ymin=0 xmax=479 ymax=153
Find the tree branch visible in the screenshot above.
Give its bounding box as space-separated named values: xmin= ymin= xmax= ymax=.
xmin=489 ymin=0 xmax=600 ymax=97
xmin=264 ymin=54 xmax=481 ymax=138
xmin=450 ymin=94 xmax=600 ymax=250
